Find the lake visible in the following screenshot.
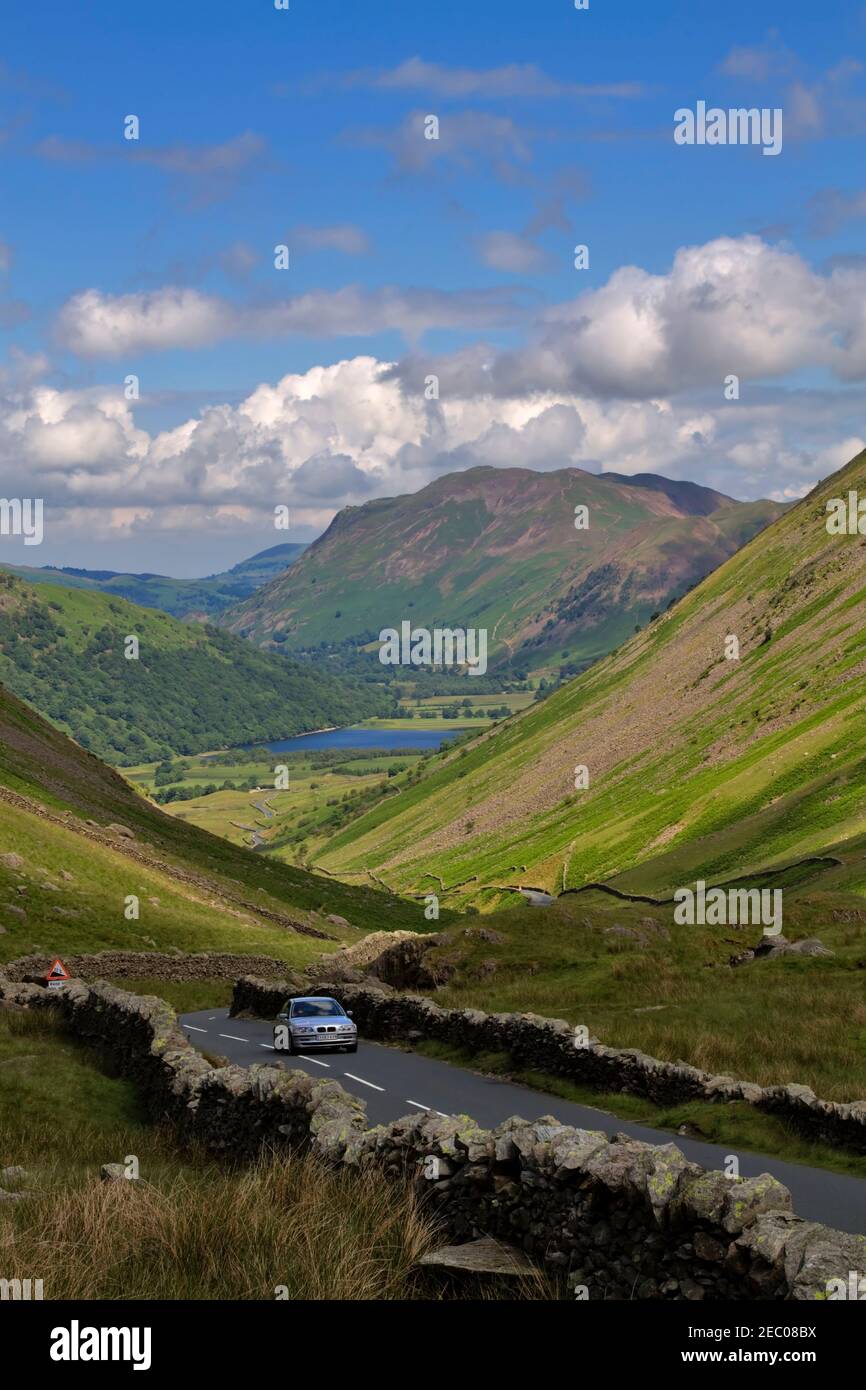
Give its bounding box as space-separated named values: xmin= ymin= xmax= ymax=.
xmin=254 ymin=726 xmax=469 ymax=754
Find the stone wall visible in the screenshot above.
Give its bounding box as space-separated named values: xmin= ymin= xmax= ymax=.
xmin=2 ymin=970 xmax=863 ymax=1300
xmin=4 ymin=950 xmax=294 ymax=984
xmin=232 ymin=976 xmax=866 ymax=1156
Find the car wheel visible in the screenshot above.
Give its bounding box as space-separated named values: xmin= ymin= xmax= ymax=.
xmin=346 ymin=1042 xmax=358 ymax=1053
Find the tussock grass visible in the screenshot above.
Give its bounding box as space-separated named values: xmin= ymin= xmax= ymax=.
xmin=0 ymin=1007 xmax=557 ymax=1301
xmin=1 ymin=1153 xmax=440 ymax=1301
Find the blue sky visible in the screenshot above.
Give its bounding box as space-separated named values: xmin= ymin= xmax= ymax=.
xmin=2 ymin=0 xmax=866 ymax=572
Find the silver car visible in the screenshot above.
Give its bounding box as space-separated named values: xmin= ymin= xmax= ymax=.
xmin=274 ymin=996 xmax=358 ymax=1054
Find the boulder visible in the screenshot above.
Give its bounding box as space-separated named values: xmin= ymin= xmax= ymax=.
xmin=419 ymin=1237 xmax=537 ymax=1277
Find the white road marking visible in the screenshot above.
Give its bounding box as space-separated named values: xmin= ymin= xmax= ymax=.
xmin=261 ymin=1043 xmax=330 ymax=1070
xmin=219 ymin=1033 xmax=248 ymax=1042
xmin=184 ymin=1025 xmax=207 ymax=1033
xmin=407 ymin=1099 xmax=430 ymax=1110
xmin=344 ymin=1072 xmax=384 ymax=1091
xmin=207 ymin=1015 xmax=217 ymax=1020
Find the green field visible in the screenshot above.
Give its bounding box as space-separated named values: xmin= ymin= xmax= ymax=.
xmin=123 ymin=745 xmax=426 ymax=863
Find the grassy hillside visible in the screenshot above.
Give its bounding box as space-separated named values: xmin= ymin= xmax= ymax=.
xmin=0 ymin=676 xmax=437 ymax=966
xmin=317 ymin=447 xmax=866 ymax=907
xmin=0 ymin=542 xmax=306 ymax=619
xmin=0 ymin=573 xmax=387 ymax=764
xmin=223 ymin=466 xmax=785 ymax=676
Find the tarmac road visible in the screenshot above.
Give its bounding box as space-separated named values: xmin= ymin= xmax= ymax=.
xmin=179 ymin=1007 xmax=866 ymax=1237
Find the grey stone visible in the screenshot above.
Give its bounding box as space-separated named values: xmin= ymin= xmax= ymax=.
xmin=419 ymin=1237 xmax=537 ymax=1277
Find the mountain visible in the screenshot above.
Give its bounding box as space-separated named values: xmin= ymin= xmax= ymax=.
xmin=0 ymin=542 xmax=306 ymax=620
xmin=221 ymin=467 xmax=786 ymax=675
xmin=0 ymin=574 xmax=386 ymax=765
xmin=0 ymin=673 xmax=428 ymax=969
xmin=317 ymin=448 xmax=866 ymax=907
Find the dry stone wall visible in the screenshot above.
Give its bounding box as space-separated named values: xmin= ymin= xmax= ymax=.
xmin=5 ymin=950 xmax=294 ymax=983
xmin=233 ymin=976 xmax=866 ymax=1156
xmin=1 ymin=969 xmax=862 ymax=1300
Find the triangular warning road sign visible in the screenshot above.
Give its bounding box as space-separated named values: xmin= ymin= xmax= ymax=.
xmin=46 ymin=957 xmax=70 ymax=980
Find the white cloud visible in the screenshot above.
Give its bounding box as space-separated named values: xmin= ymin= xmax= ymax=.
xmin=36 ymin=131 xmax=268 ymax=206
xmin=405 ymin=236 xmax=866 ymax=399
xmin=56 ymin=288 xmax=231 ymax=357
xmin=475 ymin=231 xmax=552 ymax=273
xmin=347 ymin=56 xmax=644 ymax=101
xmin=293 ymin=224 xmax=371 ymax=255
xmin=55 ymin=283 xmax=530 ymax=357
xmin=0 ymin=352 xmax=852 ymax=552
xmin=348 ymin=108 xmax=534 ymax=180
xmin=11 ymin=235 xmax=866 ymax=560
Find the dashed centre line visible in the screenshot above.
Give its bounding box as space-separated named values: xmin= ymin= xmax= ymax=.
xmin=183 ymin=1019 xmax=443 ymax=1112
xmin=407 ymin=1100 xmax=449 ymax=1116
xmin=344 ymin=1072 xmax=385 ymax=1092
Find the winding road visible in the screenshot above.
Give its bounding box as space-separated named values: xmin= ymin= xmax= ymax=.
xmin=179 ymin=1007 xmax=866 ymax=1237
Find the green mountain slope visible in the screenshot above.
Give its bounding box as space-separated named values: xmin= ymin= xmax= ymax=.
xmin=317 ymin=448 xmax=866 ymax=907
xmin=0 ymin=574 xmax=386 ymax=765
xmin=0 ymin=675 xmax=431 ymax=967
xmin=0 ymin=542 xmax=306 ymax=619
xmin=222 ymin=467 xmax=785 ymax=674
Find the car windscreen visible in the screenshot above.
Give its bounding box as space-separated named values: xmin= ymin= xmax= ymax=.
xmin=290 ymin=1000 xmax=345 ymax=1018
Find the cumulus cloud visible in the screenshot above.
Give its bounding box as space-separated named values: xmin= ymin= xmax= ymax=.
xmin=1 ymin=350 xmax=854 ymax=555
xmin=55 ymin=283 xmax=531 ymax=356
xmin=392 ymin=236 xmax=866 ymax=399
xmin=9 ymin=234 xmax=866 ymax=559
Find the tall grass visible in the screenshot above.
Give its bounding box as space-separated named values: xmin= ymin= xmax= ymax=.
xmin=0 ymin=1008 xmax=557 ymax=1301
xmin=1 ymin=1151 xmax=441 ymax=1300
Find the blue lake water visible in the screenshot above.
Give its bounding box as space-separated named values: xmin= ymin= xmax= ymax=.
xmin=251 ymin=726 xmax=468 ymax=754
